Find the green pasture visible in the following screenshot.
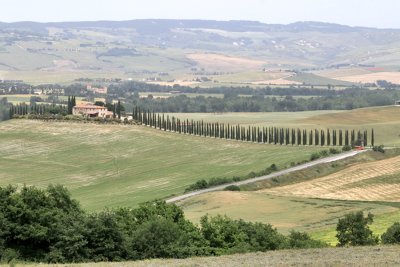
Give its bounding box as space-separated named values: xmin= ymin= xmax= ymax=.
xmin=0 ymin=120 xmax=321 ymax=210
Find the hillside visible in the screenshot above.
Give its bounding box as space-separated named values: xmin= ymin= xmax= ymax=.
xmin=0 ymin=119 xmax=320 ymax=210
xmin=0 ymin=20 xmax=400 ymax=84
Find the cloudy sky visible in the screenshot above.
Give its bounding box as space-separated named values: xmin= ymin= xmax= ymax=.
xmin=0 ymin=0 xmax=399 ymax=28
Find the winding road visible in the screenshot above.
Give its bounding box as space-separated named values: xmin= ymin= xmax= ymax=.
xmin=166 ymin=150 xmax=367 ymax=203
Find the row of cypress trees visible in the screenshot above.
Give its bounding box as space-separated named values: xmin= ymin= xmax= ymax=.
xmin=9 ymin=103 xmax=68 ymax=116
xmin=133 ymin=107 xmax=375 ymax=147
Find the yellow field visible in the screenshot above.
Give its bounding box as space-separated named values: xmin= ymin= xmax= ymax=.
xmin=186 ymin=53 xmax=265 ymax=71
xmin=262 ymin=155 xmax=400 ymax=202
xmin=316 ymin=67 xmax=373 ymax=78
xmin=336 ymin=72 xmax=400 ymax=84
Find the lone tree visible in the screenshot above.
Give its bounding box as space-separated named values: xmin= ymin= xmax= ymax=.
xmin=336 ymin=211 xmax=378 ymax=246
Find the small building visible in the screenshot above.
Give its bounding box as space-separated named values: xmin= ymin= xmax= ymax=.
xmin=73 ymin=104 xmax=113 ymax=118
xmin=395 ymin=100 xmax=400 ymax=106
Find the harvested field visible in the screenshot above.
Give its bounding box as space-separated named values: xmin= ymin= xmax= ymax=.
xmin=21 ymin=246 xmax=400 ymax=267
xmin=261 ymin=155 xmax=400 ymax=202
xmin=251 ymin=78 xmax=301 ymax=85
xmin=179 ymin=191 xmax=396 ymax=234
xmin=336 ymin=72 xmax=400 ymax=84
xmin=315 ymin=67 xmax=373 ymax=79
xmin=186 ymin=53 xmax=265 ymax=71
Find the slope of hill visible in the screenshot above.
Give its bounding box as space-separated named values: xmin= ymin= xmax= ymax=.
xmin=0 ymin=119 xmax=321 ymax=210
xmin=0 ymin=20 xmax=400 ymax=84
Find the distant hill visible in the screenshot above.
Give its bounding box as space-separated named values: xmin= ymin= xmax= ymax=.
xmin=0 ymin=19 xmax=399 ymax=84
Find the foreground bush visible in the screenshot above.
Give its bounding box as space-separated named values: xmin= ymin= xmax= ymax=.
xmin=381 ymin=222 xmax=400 ymax=244
xmin=336 ymin=211 xmax=379 ymax=247
xmin=0 ymin=185 xmax=326 ymax=263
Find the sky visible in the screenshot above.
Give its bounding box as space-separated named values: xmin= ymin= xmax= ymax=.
xmin=0 ymin=0 xmax=399 ymax=29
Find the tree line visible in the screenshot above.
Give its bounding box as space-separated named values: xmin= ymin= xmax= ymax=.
xmin=9 ymin=103 xmax=68 ymax=117
xmin=132 ymin=107 xmax=375 ymax=147
xmin=0 ymin=185 xmax=326 ymax=263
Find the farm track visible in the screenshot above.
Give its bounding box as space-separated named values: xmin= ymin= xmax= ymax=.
xmin=167 ymin=150 xmax=366 ymax=203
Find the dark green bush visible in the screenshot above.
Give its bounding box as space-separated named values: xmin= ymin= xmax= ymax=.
xmin=381 ymin=222 xmax=400 ymax=244
xmin=224 ymin=185 xmax=241 ymax=191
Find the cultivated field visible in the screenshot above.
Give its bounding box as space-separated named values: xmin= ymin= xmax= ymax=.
xmin=19 ymin=246 xmax=400 ymax=267
xmin=180 ymin=150 xmax=400 ymax=245
xmin=262 ymin=155 xmax=400 ymax=202
xmin=326 ymin=71 xmax=400 ymax=84
xmin=179 ymin=191 xmax=397 ymax=234
xmin=186 ymin=53 xmax=266 ymax=72
xmin=0 ymin=119 xmax=321 ymax=210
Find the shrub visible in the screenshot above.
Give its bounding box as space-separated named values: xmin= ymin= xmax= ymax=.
xmin=372 ymin=145 xmax=385 ymax=153
xmin=329 ymin=148 xmax=340 ymax=154
xmin=310 ymin=153 xmax=321 ymax=161
xmin=287 ymin=231 xmax=328 ymax=249
xmin=342 ymin=145 xmax=352 ymax=151
xmin=224 ymin=185 xmax=241 ymax=191
xmin=320 ymin=150 xmax=329 ymax=157
xmin=381 ymin=222 xmax=400 ymax=244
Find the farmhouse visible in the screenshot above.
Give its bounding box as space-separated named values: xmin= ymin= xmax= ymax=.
xmin=73 ymin=103 xmax=113 ymax=118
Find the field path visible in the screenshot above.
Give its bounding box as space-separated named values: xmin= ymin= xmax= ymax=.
xmin=167 ymin=150 xmax=366 ymax=203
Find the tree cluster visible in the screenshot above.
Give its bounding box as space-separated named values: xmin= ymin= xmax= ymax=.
xmin=336 ymin=211 xmax=400 ymax=247
xmin=9 ymin=103 xmax=68 ymax=117
xmin=0 ymin=185 xmax=326 ymax=263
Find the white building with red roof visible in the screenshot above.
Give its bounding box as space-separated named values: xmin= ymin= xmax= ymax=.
xmin=73 ymin=103 xmax=113 ymax=118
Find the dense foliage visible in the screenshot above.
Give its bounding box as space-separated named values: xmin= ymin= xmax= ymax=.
xmin=381 ymin=222 xmax=400 ymax=244
xmin=3 ymin=80 xmax=400 ymax=112
xmin=336 ymin=211 xmax=379 ymax=246
xmin=0 ymin=185 xmax=327 ymax=263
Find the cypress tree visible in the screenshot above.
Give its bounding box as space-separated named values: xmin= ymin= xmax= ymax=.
xmin=315 ymin=129 xmax=319 ymax=146
xmin=327 ymin=129 xmax=331 ymax=146
xmin=363 ymin=130 xmax=368 ymax=147
xmin=371 ymin=129 xmax=375 ymax=147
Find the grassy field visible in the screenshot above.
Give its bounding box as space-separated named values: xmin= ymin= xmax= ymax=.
xmin=18 ymin=246 xmax=400 ymax=266
xmin=179 ymin=192 xmax=397 ymax=234
xmin=0 ymin=119 xmax=321 ymax=210
xmin=180 ymin=149 xmax=400 ymax=245
xmin=167 ymin=106 xmax=400 ymax=146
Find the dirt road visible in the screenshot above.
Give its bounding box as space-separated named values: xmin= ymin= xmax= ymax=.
xmin=166 ymin=150 xmax=366 ymax=203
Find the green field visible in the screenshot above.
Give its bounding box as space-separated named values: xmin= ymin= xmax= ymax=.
xmin=0 ymin=119 xmax=321 ymax=210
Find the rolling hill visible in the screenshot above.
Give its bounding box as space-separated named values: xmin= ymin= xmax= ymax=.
xmin=0 ymin=119 xmax=321 ymax=210
xmin=0 ymin=20 xmax=400 ymax=85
